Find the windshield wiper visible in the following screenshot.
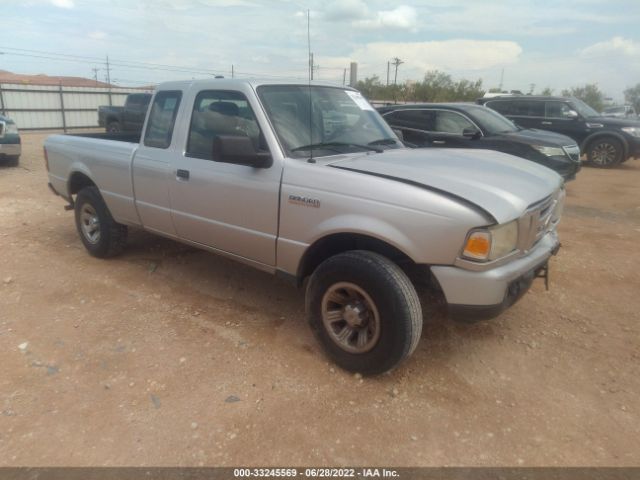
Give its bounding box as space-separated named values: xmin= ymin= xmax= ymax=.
xmin=368 ymin=138 xmax=399 ymax=146
xmin=291 ymin=142 xmax=383 ymax=153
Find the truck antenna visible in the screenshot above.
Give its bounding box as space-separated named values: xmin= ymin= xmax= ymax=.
xmin=307 ymin=9 xmax=315 ymax=163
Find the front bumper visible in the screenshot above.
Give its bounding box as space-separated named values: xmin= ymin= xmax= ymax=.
xmin=0 ymin=142 xmax=21 ymax=157
xmin=431 ymin=231 xmax=560 ymax=322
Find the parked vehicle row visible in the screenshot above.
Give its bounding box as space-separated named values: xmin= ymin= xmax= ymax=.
xmin=478 ymin=95 xmax=640 ymax=167
xmin=44 ymin=79 xmax=564 ymax=375
xmin=0 ymin=114 xmax=21 ymax=166
xmin=377 ymin=103 xmax=581 ymax=181
xmin=98 ymin=93 xmax=152 ymax=133
xmin=601 ymin=104 xmax=637 ymax=119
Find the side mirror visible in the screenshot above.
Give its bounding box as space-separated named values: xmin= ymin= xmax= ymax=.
xmin=212 ymin=135 xmax=272 ymax=168
xmin=462 ymin=127 xmax=481 ymax=139
xmin=391 ymin=128 xmax=404 ymax=141
xmin=566 ymin=110 xmax=579 ymax=119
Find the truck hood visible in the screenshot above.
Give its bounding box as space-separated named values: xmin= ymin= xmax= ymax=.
xmin=328 ymin=148 xmax=562 ymax=224
xmin=501 ymin=128 xmax=576 ymax=147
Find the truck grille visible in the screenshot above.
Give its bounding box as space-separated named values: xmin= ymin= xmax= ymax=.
xmin=563 ymin=144 xmax=581 ymax=163
xmin=518 ymin=189 xmax=564 ymax=252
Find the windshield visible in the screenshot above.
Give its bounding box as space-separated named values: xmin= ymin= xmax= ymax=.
xmin=466 ymin=105 xmax=519 ymax=135
xmin=257 ymin=85 xmax=402 ymax=158
xmin=569 ymin=98 xmax=599 ymax=118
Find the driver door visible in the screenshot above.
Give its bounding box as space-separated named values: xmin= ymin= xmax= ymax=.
xmin=168 ymin=89 xmax=281 ymax=266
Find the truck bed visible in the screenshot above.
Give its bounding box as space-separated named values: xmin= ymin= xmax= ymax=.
xmin=45 ymin=132 xmax=141 ymax=227
xmin=66 ymin=131 xmax=142 ymax=144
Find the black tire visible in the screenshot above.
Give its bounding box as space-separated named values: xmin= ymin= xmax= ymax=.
xmin=74 ymin=186 xmax=127 ymax=258
xmin=1 ymin=155 xmax=19 ymax=167
xmin=106 ymin=121 xmax=121 ymax=133
xmin=586 ymin=137 xmax=624 ymax=167
xmin=306 ymin=250 xmax=422 ymax=375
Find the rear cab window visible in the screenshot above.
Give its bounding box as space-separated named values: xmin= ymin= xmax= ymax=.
xmin=143 ymin=91 xmax=182 ymax=149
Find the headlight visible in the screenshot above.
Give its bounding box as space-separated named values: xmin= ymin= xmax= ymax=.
xmin=621 ymin=127 xmax=640 ymax=138
xmin=462 ymin=221 xmax=518 ymax=261
xmin=5 ymin=123 xmax=19 ymax=134
xmin=531 ymin=145 xmax=565 ymax=157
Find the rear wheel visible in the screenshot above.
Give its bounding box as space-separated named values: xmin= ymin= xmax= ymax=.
xmin=306 ymin=250 xmax=423 ymax=375
xmin=74 ymin=186 xmax=127 ymax=258
xmin=587 ymin=137 xmax=623 ymax=167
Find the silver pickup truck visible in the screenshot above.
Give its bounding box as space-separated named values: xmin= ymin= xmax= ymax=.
xmin=45 ymin=79 xmax=564 ymax=375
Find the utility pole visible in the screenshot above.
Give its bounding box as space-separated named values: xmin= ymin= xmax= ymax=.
xmin=92 ymin=68 xmax=100 ymax=86
xmin=310 ymin=52 xmax=314 ymax=80
xmin=105 ymin=55 xmax=111 ymax=85
xmin=386 ymin=61 xmax=390 ymax=86
xmin=499 ymin=68 xmax=504 ymax=91
xmin=343 ymin=68 xmax=346 ymax=86
xmin=231 ymin=64 xmax=234 ymax=78
xmin=391 ymin=57 xmax=403 ymax=86
xmin=105 ymin=55 xmax=112 ymax=106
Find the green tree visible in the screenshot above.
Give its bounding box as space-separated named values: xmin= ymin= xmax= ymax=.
xmin=539 ymin=87 xmax=554 ymax=96
xmin=624 ymin=84 xmax=640 ymax=112
xmin=357 ymin=70 xmax=485 ymax=103
xmin=561 ymin=83 xmax=605 ymax=112
xmin=355 ymin=75 xmax=383 ymax=99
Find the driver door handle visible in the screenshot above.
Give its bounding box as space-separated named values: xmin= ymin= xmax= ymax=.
xmin=541 ymin=121 xmax=552 ymax=125
xmin=176 ymin=169 xmax=190 ymax=180
xmin=432 ymin=140 xmax=446 ymax=145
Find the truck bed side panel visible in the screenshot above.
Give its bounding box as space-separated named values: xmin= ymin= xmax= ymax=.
xmin=45 ymin=134 xmax=141 ymax=226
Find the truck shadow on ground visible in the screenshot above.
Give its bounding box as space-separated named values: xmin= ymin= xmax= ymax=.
xmin=115 ymin=228 xmax=509 ymax=367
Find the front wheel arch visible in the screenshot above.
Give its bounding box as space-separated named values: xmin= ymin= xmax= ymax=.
xmin=297 ymin=233 xmax=416 ymax=285
xmin=581 ymin=132 xmax=628 ymax=162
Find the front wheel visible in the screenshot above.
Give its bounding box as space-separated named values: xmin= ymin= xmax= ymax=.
xmin=306 ymin=250 xmax=423 ymax=375
xmin=74 ymin=186 xmax=128 ymax=258
xmin=587 ymin=137 xmax=623 ymax=167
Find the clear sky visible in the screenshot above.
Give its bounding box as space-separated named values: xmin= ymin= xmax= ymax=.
xmin=1 ymin=0 xmax=639 ymax=100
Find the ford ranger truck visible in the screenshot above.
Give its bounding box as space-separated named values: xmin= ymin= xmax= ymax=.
xmin=45 ymin=79 xmax=564 ymax=375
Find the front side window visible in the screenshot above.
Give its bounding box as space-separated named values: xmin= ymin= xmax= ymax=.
xmin=546 ymin=101 xmax=574 ymax=119
xmin=257 ymin=85 xmax=401 ymax=158
xmin=568 ymin=98 xmax=599 ymax=119
xmin=466 ymin=106 xmax=518 ymax=134
xmin=187 ymin=90 xmax=262 ymax=160
xmin=144 ymin=91 xmax=182 ymax=149
xmin=434 ymin=111 xmax=475 ymax=134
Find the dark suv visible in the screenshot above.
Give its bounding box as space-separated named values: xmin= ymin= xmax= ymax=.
xmin=378 ymin=103 xmax=581 ymax=181
xmin=478 ymin=95 xmax=640 ymax=167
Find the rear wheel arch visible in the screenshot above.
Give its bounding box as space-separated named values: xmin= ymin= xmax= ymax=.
xmin=68 ymin=171 xmax=97 ymax=198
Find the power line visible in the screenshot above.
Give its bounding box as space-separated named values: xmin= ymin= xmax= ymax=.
xmin=0 ymin=48 xmax=308 ymax=83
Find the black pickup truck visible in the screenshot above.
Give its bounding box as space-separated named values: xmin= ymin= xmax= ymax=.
xmin=97 ymin=93 xmax=152 ymax=133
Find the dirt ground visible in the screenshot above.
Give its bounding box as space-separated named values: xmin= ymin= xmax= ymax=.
xmin=0 ymin=132 xmax=639 ymax=467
